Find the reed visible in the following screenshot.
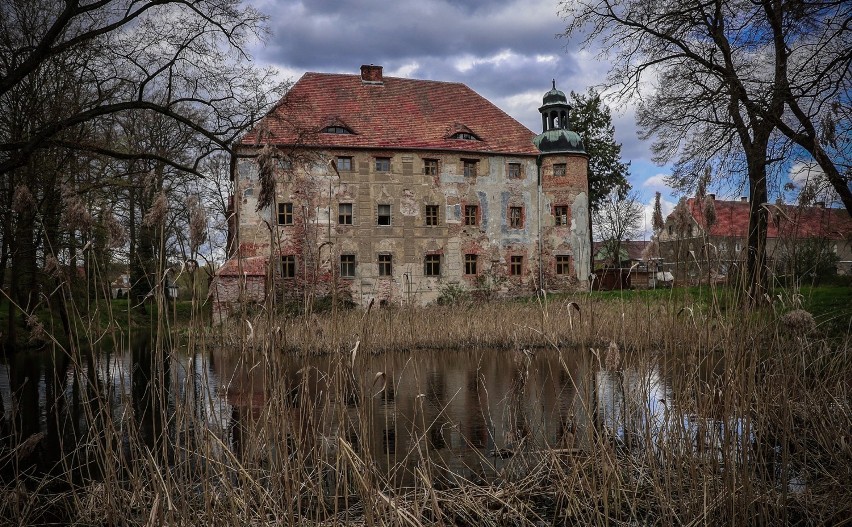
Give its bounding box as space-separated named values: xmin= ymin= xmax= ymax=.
xmin=1 ymin=281 xmax=850 ymax=525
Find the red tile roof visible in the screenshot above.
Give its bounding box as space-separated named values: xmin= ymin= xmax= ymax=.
xmin=240 ymin=71 xmax=540 ymax=156
xmin=687 ymin=198 xmax=852 ymax=240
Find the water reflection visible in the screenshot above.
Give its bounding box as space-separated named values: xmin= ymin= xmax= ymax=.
xmin=2 ymin=339 xmax=758 ymax=488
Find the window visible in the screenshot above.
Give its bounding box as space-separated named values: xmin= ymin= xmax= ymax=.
xmin=555 ymin=255 xmax=571 ymax=275
xmin=425 ymin=205 xmax=439 ymax=226
xmin=553 ymin=163 xmax=566 ymax=177
xmin=509 ymin=206 xmax=523 ymax=228
xmin=277 ymin=202 xmax=293 ymax=225
xmin=336 ymin=156 xmax=353 ymax=171
xmin=378 ymin=254 xmax=393 ymax=276
xmin=340 ymin=254 xmax=355 ymax=278
xmin=424 ymin=254 xmax=441 ymax=276
xmin=464 ymin=205 xmax=478 ymax=226
xmin=338 ymin=203 xmax=353 ymax=225
xmin=377 ymin=204 xmax=391 ymax=226
xmin=463 ymin=159 xmax=478 ymax=178
xmin=281 ymin=255 xmax=296 ymax=279
xmin=510 ymin=255 xmax=523 ymax=276
xmin=323 ymin=126 xmax=353 ymax=134
xmin=424 ymin=159 xmax=438 ymax=176
xmin=464 ymin=254 xmax=478 ymax=275
xmin=375 ymin=157 xmax=391 ymax=172
xmin=554 ymin=205 xmax=569 ymax=226
xmin=508 ymin=163 xmax=521 ymax=179
xmin=451 ymin=132 xmax=479 ymax=140
xmin=668 ymin=225 xmax=673 ymax=236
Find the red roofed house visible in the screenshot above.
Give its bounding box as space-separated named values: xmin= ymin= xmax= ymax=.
xmin=211 ymin=65 xmax=592 ymax=321
xmin=657 ymin=195 xmax=852 ymax=284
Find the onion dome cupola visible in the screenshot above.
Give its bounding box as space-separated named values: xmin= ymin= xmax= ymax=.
xmin=533 ymin=80 xmax=586 ymax=154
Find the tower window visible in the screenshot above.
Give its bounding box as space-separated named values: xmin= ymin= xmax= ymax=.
xmin=424 ymin=254 xmax=441 ymax=276
xmin=375 ymin=157 xmax=391 ymax=172
xmin=424 ymin=159 xmax=438 ymax=176
xmin=509 ymin=207 xmax=523 ymax=229
xmin=377 ymin=204 xmax=391 ymax=226
xmin=281 ymin=255 xmax=296 ymax=278
xmin=510 ymin=255 xmax=523 ymax=276
xmin=464 ymin=254 xmax=478 ymax=275
xmin=553 ymin=163 xmax=566 ymax=177
xmin=554 ymin=205 xmax=569 ymax=226
xmin=465 ymin=205 xmax=478 ymax=226
xmin=555 ymin=255 xmax=571 ymax=275
xmin=277 ymin=202 xmax=293 ymax=225
xmin=508 ymin=163 xmax=522 ymax=179
xmin=425 ymin=205 xmax=439 ymax=226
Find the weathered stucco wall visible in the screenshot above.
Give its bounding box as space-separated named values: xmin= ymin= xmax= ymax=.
xmin=218 ymin=147 xmax=589 ymax=311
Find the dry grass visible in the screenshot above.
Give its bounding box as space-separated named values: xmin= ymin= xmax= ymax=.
xmin=1 ymin=286 xmax=851 ymax=525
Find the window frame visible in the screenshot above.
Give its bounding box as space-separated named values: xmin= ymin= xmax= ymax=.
xmin=462 ymin=159 xmax=478 ymax=178
xmin=377 ymin=204 xmax=392 ymax=226
xmin=281 ymin=255 xmax=296 ymax=279
xmin=423 ymin=254 xmax=441 ymax=277
xmin=553 ymin=163 xmax=567 ymax=177
xmin=375 ymin=157 xmax=391 ymax=172
xmin=338 ymin=203 xmax=353 ymax=225
xmin=464 ymin=205 xmax=478 ymax=226
xmin=509 ymin=206 xmax=523 ymax=229
xmin=425 ymin=204 xmax=439 ymax=226
xmin=378 ymin=253 xmax=393 ymax=277
xmin=554 ymin=205 xmax=569 ymax=226
xmin=452 ymin=132 xmax=479 ymax=140
xmin=424 ymin=158 xmax=438 ymax=176
xmin=508 ymin=162 xmax=522 ymax=179
xmin=340 ymin=254 xmax=356 ymax=278
xmin=336 ymin=156 xmax=353 ymax=171
xmin=323 ymin=125 xmax=353 ymax=134
xmin=464 ymin=254 xmax=478 ymax=275
xmin=510 ymin=255 xmax=523 ymax=276
xmin=555 ymin=255 xmax=571 ymax=275
xmin=277 ymin=202 xmax=294 ymax=225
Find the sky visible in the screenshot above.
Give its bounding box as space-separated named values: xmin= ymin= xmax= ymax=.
xmin=242 ymin=0 xmax=800 ymax=237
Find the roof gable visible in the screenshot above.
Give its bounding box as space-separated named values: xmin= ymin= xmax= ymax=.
xmin=240 ymin=72 xmax=539 ymax=155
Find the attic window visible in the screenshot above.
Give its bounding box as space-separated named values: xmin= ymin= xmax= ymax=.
xmin=323 ymin=125 xmax=353 ymax=134
xmin=451 ymin=132 xmax=480 ymax=140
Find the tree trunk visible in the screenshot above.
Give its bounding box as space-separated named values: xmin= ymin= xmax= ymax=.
xmin=745 ymin=145 xmax=770 ymax=305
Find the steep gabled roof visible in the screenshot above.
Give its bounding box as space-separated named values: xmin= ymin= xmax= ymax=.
xmin=240 ymin=71 xmax=539 ymax=155
xmin=684 ymin=198 xmax=852 ymax=240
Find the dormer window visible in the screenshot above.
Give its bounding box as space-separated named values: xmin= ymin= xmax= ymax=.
xmin=322 ymin=125 xmax=354 ymax=134
xmin=451 ymin=132 xmax=480 ymax=141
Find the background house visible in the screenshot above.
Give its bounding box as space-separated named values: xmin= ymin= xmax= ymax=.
xmin=211 ymin=65 xmax=592 ymax=320
xmin=658 ymin=195 xmax=852 ymax=285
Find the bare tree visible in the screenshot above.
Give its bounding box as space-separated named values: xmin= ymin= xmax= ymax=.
xmin=594 ymin=190 xmax=643 ymax=267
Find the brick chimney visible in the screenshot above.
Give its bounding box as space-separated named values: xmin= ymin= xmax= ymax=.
xmin=360 ymin=64 xmax=383 ymax=84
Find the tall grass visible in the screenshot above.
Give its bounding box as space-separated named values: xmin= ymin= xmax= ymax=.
xmin=1 ymin=280 xmax=850 ymax=525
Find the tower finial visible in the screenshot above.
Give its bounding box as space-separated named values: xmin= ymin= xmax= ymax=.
xmin=552 ymin=79 xmax=556 ymax=90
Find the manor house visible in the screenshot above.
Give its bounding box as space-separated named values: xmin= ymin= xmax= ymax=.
xmin=212 ymin=65 xmax=590 ymax=320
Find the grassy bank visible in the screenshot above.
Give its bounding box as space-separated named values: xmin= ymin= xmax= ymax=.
xmin=2 ymin=285 xmax=850 ymax=525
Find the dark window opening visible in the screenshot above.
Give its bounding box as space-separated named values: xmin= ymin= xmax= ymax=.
xmin=375 ymin=157 xmax=391 ymax=172
xmin=465 ymin=205 xmax=478 ymax=226
xmin=464 ymin=254 xmax=478 ymax=275
xmin=452 ymin=132 xmax=479 ymax=140
xmin=463 ymin=160 xmax=478 ymax=178
xmin=424 ymin=254 xmax=441 ymax=276
xmin=281 ymin=255 xmax=296 ymax=279
xmin=556 ymin=255 xmax=571 ymax=275
xmin=554 ymin=205 xmax=569 ymax=226
xmin=323 ymin=126 xmax=353 ymax=134
xmin=509 ymin=206 xmax=523 ymax=228
xmin=338 ymin=203 xmax=353 ymax=225
xmin=377 ymin=204 xmax=391 ymax=226
xmin=510 ymin=255 xmax=523 ymax=276
xmin=425 ymin=205 xmax=439 ymax=226
xmin=340 ymin=254 xmax=355 ymax=278
xmin=424 ymin=159 xmax=438 ymax=176
xmin=277 ymin=202 xmax=293 ymax=225
xmin=378 ymin=254 xmax=393 ymax=276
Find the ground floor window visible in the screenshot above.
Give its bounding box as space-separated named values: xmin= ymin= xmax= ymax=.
xmin=464 ymin=254 xmax=478 ymax=275
xmin=340 ymin=254 xmax=355 ymax=277
xmin=555 ymin=255 xmax=571 ymax=275
xmin=281 ymin=255 xmax=296 ymax=278
xmin=424 ymin=254 xmax=441 ymax=276
xmin=378 ymin=254 xmax=393 ymax=276
xmin=510 ymin=255 xmax=523 ymax=276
